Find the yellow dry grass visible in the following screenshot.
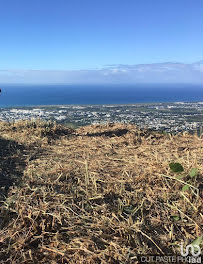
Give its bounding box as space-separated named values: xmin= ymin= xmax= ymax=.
xmin=0 ymin=120 xmax=202 ymax=263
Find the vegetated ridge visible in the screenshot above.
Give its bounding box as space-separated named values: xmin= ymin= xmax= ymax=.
xmin=0 ymin=120 xmax=202 ymax=263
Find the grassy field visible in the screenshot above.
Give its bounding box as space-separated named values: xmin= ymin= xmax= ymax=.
xmin=0 ymin=120 xmax=202 ymax=263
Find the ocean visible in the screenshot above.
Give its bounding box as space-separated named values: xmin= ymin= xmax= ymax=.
xmin=0 ymin=84 xmax=203 ymax=107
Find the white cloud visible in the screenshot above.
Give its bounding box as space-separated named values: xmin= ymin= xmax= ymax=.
xmin=0 ymin=61 xmax=203 ymax=84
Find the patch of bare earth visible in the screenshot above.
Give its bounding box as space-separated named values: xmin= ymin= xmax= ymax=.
xmin=0 ymin=120 xmax=202 ymax=263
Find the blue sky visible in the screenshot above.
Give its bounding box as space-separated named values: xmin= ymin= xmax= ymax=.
xmin=0 ymin=0 xmax=203 ymax=83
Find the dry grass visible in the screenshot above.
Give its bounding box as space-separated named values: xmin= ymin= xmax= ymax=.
xmin=0 ymin=120 xmax=202 ymax=263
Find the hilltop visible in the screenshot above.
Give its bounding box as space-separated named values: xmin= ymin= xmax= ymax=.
xmin=0 ymin=120 xmax=202 ymax=263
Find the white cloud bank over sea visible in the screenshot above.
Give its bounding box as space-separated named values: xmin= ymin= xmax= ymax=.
xmin=0 ymin=61 xmax=203 ymax=84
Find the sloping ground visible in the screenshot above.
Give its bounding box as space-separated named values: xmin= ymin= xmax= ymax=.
xmin=0 ymin=120 xmax=202 ymax=263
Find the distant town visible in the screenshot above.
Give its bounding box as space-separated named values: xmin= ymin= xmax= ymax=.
xmin=0 ymin=102 xmax=202 ymax=133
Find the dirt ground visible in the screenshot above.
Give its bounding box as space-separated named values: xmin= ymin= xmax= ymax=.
xmin=0 ymin=120 xmax=202 ymax=263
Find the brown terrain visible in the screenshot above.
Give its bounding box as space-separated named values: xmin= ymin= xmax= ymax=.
xmin=0 ymin=120 xmax=202 ymax=263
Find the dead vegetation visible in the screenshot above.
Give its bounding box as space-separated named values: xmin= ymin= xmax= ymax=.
xmin=0 ymin=120 xmax=202 ymax=263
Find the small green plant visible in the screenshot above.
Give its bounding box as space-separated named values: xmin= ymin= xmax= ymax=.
xmin=182 ymin=168 xmax=198 ymax=192
xmin=189 ymin=168 xmax=198 ymax=178
xmin=171 ymin=215 xmax=180 ymax=221
xmin=182 ymin=184 xmax=190 ymax=192
xmin=169 ymin=162 xmax=184 ymax=173
xmin=191 ymin=236 xmax=202 ymax=253
xmin=169 ymin=163 xmax=199 ymax=192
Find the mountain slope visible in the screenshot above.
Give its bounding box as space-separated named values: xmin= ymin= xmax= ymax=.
xmin=0 ymin=121 xmax=202 ymax=263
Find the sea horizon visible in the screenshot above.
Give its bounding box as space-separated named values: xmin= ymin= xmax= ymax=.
xmin=0 ymin=84 xmax=203 ymax=107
